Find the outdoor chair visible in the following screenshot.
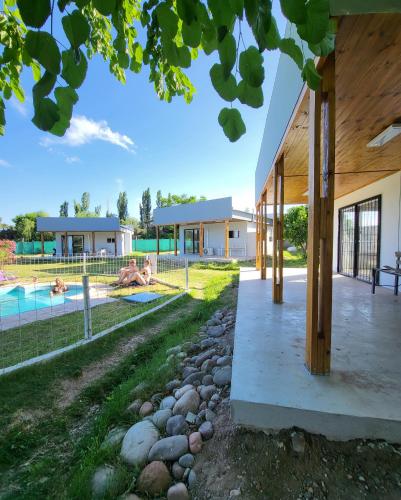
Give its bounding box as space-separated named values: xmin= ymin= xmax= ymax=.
xmin=0 ymin=270 xmax=17 ymax=284
xmin=372 ymin=251 xmax=401 ymax=295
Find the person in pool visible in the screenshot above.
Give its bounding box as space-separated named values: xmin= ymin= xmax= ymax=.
xmin=115 ymin=259 xmax=139 ymax=285
xmin=127 ymin=259 xmax=152 ymax=286
xmin=52 ymin=277 xmax=68 ymax=295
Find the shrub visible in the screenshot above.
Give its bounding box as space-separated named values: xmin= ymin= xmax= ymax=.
xmin=0 ymin=240 xmax=16 ymax=262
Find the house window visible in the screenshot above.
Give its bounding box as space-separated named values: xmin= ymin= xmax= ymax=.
xmin=229 ymin=230 xmax=240 ymax=238
xmin=107 ymin=237 xmax=116 ymax=243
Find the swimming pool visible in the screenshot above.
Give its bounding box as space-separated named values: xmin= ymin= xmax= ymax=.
xmin=0 ymin=284 xmax=83 ymax=318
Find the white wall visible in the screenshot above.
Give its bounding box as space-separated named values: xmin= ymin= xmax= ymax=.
xmin=333 ymin=172 xmax=401 ymax=286
xmin=54 ymin=231 xmax=132 ymax=256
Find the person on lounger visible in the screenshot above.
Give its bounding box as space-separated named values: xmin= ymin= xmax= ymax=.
xmin=52 ymin=277 xmax=68 ymax=295
xmin=115 ymin=259 xmax=139 ymax=285
xmin=128 ymin=259 xmax=152 ymax=286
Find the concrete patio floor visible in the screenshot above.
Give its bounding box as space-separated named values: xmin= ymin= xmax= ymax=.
xmin=231 ymin=268 xmax=401 ymax=442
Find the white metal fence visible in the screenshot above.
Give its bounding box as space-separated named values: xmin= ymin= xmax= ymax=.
xmin=0 ymin=255 xmax=188 ymax=375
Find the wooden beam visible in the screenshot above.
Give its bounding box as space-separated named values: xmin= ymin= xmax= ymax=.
xmin=92 ymin=232 xmax=96 ymax=255
xmin=256 ymin=203 xmax=261 ymax=270
xmin=199 ymin=223 xmax=204 ymax=257
xmin=261 ymin=191 xmax=267 ymax=280
xmin=114 ymin=231 xmax=118 ymax=256
xmin=156 ymin=226 xmax=160 ymax=255
xmin=272 ymin=155 xmax=284 ymax=303
xmin=41 ymin=232 xmax=44 ymax=256
xmin=174 ymin=225 xmax=178 ymax=256
xmin=225 ymin=221 xmax=229 ymax=258
xmin=64 ymin=232 xmax=68 ymax=256
xmin=305 ymin=53 xmax=335 ymax=375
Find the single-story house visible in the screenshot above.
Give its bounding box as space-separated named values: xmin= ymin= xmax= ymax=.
xmin=153 ymin=197 xmax=271 ymax=259
xmin=36 ymin=217 xmax=133 ymax=256
xmin=231 ymin=5 xmax=401 ymax=442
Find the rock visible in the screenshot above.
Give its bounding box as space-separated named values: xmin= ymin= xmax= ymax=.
xmin=216 ymin=355 xmax=232 ymax=367
xmin=205 ymin=409 xmax=217 ymax=422
xmin=195 ymin=349 xmax=216 ymax=368
xmin=213 ymin=366 xmax=232 ymax=386
xmin=200 ymin=384 xmax=217 ymax=401
xmin=200 ymin=338 xmax=216 ymax=349
xmin=167 ymin=345 xmax=182 ymax=356
xmin=211 ymin=393 xmax=220 ymax=402
xmin=178 ymin=453 xmax=195 ymax=468
xmin=139 ymin=401 xmax=153 ymax=417
xmin=120 ymin=420 xmax=159 ymax=466
xmin=175 ymin=384 xmax=194 ymax=399
xmin=167 ymin=482 xmax=190 ymax=500
xmin=152 ymin=409 xmax=172 ymax=430
xmin=199 ymin=401 xmax=207 ymax=412
xmin=201 ymin=359 xmax=216 ymax=373
xmin=185 ymin=411 xmax=197 ymax=424
xmin=127 ymin=399 xmax=143 ymax=414
xmin=182 ymin=366 xmax=198 ymax=379
xmin=166 ymin=379 xmax=181 ymax=392
xmin=173 ymin=390 xmax=200 ymax=416
xmin=172 ymin=462 xmax=185 ymax=480
xmin=92 ymin=465 xmax=116 ymax=498
xmin=230 ymin=489 xmax=241 ymax=497
xmin=202 ymin=374 xmax=214 ymax=386
xmin=160 ymin=396 xmax=177 ymax=410
xmin=291 ymin=431 xmax=306 ymax=454
xmin=148 ymin=435 xmax=188 ymax=461
xmin=182 ymin=371 xmax=205 ymax=386
xmin=137 ymin=461 xmax=172 ymax=495
xmin=101 ymin=427 xmax=127 ymax=449
xmin=208 ymin=401 xmax=216 ymax=410
xmin=207 ymin=325 xmax=225 ymax=337
xmin=189 ymin=432 xmax=203 ymax=454
xmin=198 ymin=409 xmax=206 ymax=421
xmin=185 ymin=342 xmax=201 ymax=354
xmin=151 ymin=393 xmax=163 ymax=404
xmin=166 ymin=415 xmax=188 ymax=436
xmin=130 ymin=381 xmax=148 ymax=398
xmin=188 ymin=469 xmax=197 ymax=490
xmin=199 ymin=421 xmax=214 ymax=440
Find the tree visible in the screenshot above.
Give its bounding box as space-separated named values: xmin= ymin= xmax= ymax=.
xmin=0 ymin=240 xmax=16 ymax=261
xmin=157 ymin=191 xmax=207 ymax=207
xmin=81 ymin=192 xmax=90 ymax=212
xmin=12 ymin=211 xmax=52 ymax=241
xmin=0 ymin=1 xmax=333 ymax=141
xmin=284 ymin=205 xmax=308 ymax=256
xmin=117 ymin=191 xmax=129 ymax=222
xmin=59 ymin=201 xmax=68 ymax=217
xmin=74 ymin=192 xmax=100 ymax=217
xmin=139 ymin=188 xmax=152 ymax=236
xmin=156 ymin=190 xmax=162 ymax=209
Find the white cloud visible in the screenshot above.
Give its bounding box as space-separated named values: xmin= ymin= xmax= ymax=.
xmin=65 ymin=155 xmax=81 ymax=164
xmin=0 ymin=159 xmax=12 ymax=168
xmin=10 ymin=97 xmax=29 ymax=117
xmin=115 ymin=177 xmax=124 ymax=189
xmin=40 ymin=115 xmax=135 ymax=152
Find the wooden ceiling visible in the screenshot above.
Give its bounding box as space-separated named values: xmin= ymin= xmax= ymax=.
xmin=264 ymin=14 xmax=401 ymax=205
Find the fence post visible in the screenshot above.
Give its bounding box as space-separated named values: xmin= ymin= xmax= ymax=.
xmin=185 ymin=258 xmax=189 ymax=290
xmin=82 ymin=275 xmax=92 ymax=340
xmin=83 ymin=252 xmax=87 ymax=275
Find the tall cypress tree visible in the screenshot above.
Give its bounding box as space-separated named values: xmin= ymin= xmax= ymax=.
xmin=59 ymin=201 xmax=69 ymax=217
xmin=139 ymin=188 xmax=152 ymax=236
xmin=117 ymin=191 xmax=129 ymax=222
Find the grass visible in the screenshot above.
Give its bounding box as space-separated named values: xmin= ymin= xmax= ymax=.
xmin=0 ymin=267 xmax=237 ymax=499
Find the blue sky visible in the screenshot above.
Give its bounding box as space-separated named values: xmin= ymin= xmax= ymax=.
xmin=0 ymin=4 xmax=286 ymax=224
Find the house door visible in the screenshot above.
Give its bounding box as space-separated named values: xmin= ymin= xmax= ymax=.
xmin=184 ymin=229 xmax=200 ymax=254
xmin=62 ymin=235 xmax=84 ymax=255
xmin=338 ymin=195 xmax=381 ymax=283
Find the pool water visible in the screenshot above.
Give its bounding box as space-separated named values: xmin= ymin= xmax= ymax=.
xmin=0 ymin=284 xmax=83 ymax=318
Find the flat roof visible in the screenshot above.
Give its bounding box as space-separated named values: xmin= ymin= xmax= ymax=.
xmin=37 ymin=217 xmax=132 ymax=232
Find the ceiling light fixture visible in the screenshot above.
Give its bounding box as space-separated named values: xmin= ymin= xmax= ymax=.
xmin=367 ymin=123 xmax=401 ymax=148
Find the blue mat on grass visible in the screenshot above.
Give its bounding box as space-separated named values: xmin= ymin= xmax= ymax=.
xmin=123 ymin=292 xmax=163 ymax=303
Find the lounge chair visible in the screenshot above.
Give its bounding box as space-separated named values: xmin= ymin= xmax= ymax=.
xmin=372 ymin=252 xmax=401 ymax=295
xmin=0 ymin=270 xmax=17 ymax=284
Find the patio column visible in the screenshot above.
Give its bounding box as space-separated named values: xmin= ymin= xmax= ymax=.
xmin=256 ymin=202 xmax=261 ymax=270
xmin=199 ymin=223 xmax=204 ymax=257
xmin=261 ymin=190 xmax=267 ymax=280
xmin=92 ymin=232 xmax=96 ymax=255
xmin=114 ymin=231 xmax=118 ymax=256
xmin=156 ymin=225 xmax=160 ymax=255
xmin=64 ymin=232 xmax=68 ymax=256
xmin=305 ymin=52 xmax=336 ymax=375
xmin=272 ymin=155 xmax=284 ymax=303
xmin=225 ymin=220 xmax=229 ymax=258
xmin=41 ymin=232 xmax=44 ymax=256
xmin=174 ymin=224 xmax=178 ymax=256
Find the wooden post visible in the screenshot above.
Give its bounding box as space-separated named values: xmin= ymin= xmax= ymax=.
xmin=41 ymin=232 xmax=44 ymax=256
xmin=225 ymin=221 xmax=229 ymax=258
xmin=199 ymin=223 xmax=204 ymax=257
xmin=272 ymin=155 xmax=284 ymax=303
xmin=156 ymin=226 xmax=160 ymax=255
xmin=256 ymin=203 xmax=261 ymax=270
xmin=261 ymin=191 xmax=267 ymax=280
xmin=64 ymin=232 xmax=68 ymax=256
xmin=174 ymin=225 xmax=178 ymax=256
xmin=92 ymin=232 xmax=96 ymax=255
xmin=305 ymin=53 xmax=336 ymax=375
xmin=114 ymin=231 xmax=118 ymax=256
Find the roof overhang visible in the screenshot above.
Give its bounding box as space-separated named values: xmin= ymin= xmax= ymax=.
xmin=37 ymin=217 xmax=125 ymax=232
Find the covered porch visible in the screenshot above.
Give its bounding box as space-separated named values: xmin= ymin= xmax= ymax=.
xmin=231 ymin=268 xmax=401 ymax=442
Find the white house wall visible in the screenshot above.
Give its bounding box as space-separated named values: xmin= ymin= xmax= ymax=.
xmin=333 ymin=171 xmax=401 ymax=286
xmin=54 ymin=231 xmax=129 ymax=256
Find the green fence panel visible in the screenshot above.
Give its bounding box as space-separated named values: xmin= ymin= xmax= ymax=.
xmin=132 ymin=239 xmax=176 ymax=252
xmin=15 ymin=241 xmax=56 ymax=255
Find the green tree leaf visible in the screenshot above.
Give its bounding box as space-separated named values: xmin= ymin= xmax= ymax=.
xmin=32 ymin=71 xmax=57 ymax=104
xmin=25 ymin=31 xmax=61 ymax=75
xmin=93 ymin=0 xmax=116 ymax=16
xmin=301 ymin=58 xmax=321 ymax=90
xmin=308 ymin=19 xmax=336 ymax=56
xmin=210 ymin=64 xmax=237 ymax=102
xmin=251 ymin=0 xmax=272 ymax=52
xmin=244 ymin=0 xmax=257 ymax=26
xmin=182 ymin=20 xmax=202 ymax=48
xmin=217 ymin=33 xmax=236 ymax=78
xmin=50 ymin=86 xmax=78 ymax=136
xmin=61 ymin=48 xmax=87 ymax=88
xmin=208 ymin=0 xmax=234 ymax=28
xmin=280 ymin=0 xmax=307 ymax=25
xmin=62 ymin=10 xmax=90 ymax=49
xmin=218 ymin=107 xmax=246 ymax=142
xmin=32 ymin=97 xmax=60 ymax=131
xmin=229 ymin=0 xmax=244 ymax=19
xmin=130 ymin=43 xmax=143 ymax=73
xmin=239 ymin=46 xmax=264 ymax=87
xmin=156 ymin=3 xmax=179 ymax=38
xmin=297 ymin=0 xmax=329 ymax=45
xmin=201 ymin=21 xmax=217 ymax=55
xmin=264 ymin=17 xmax=281 ymax=50
xmin=279 ymin=38 xmax=303 ymax=69
xmin=178 ymin=46 xmax=191 ymax=68
xmin=237 ymin=80 xmax=263 ymax=108
xmin=17 ymin=0 xmax=51 ymax=28
xmin=176 ymin=0 xmax=197 ymax=25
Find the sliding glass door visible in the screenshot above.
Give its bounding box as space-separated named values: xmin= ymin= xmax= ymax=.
xmin=184 ymin=229 xmax=200 ymax=254
xmin=338 ymin=196 xmax=381 ymax=283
